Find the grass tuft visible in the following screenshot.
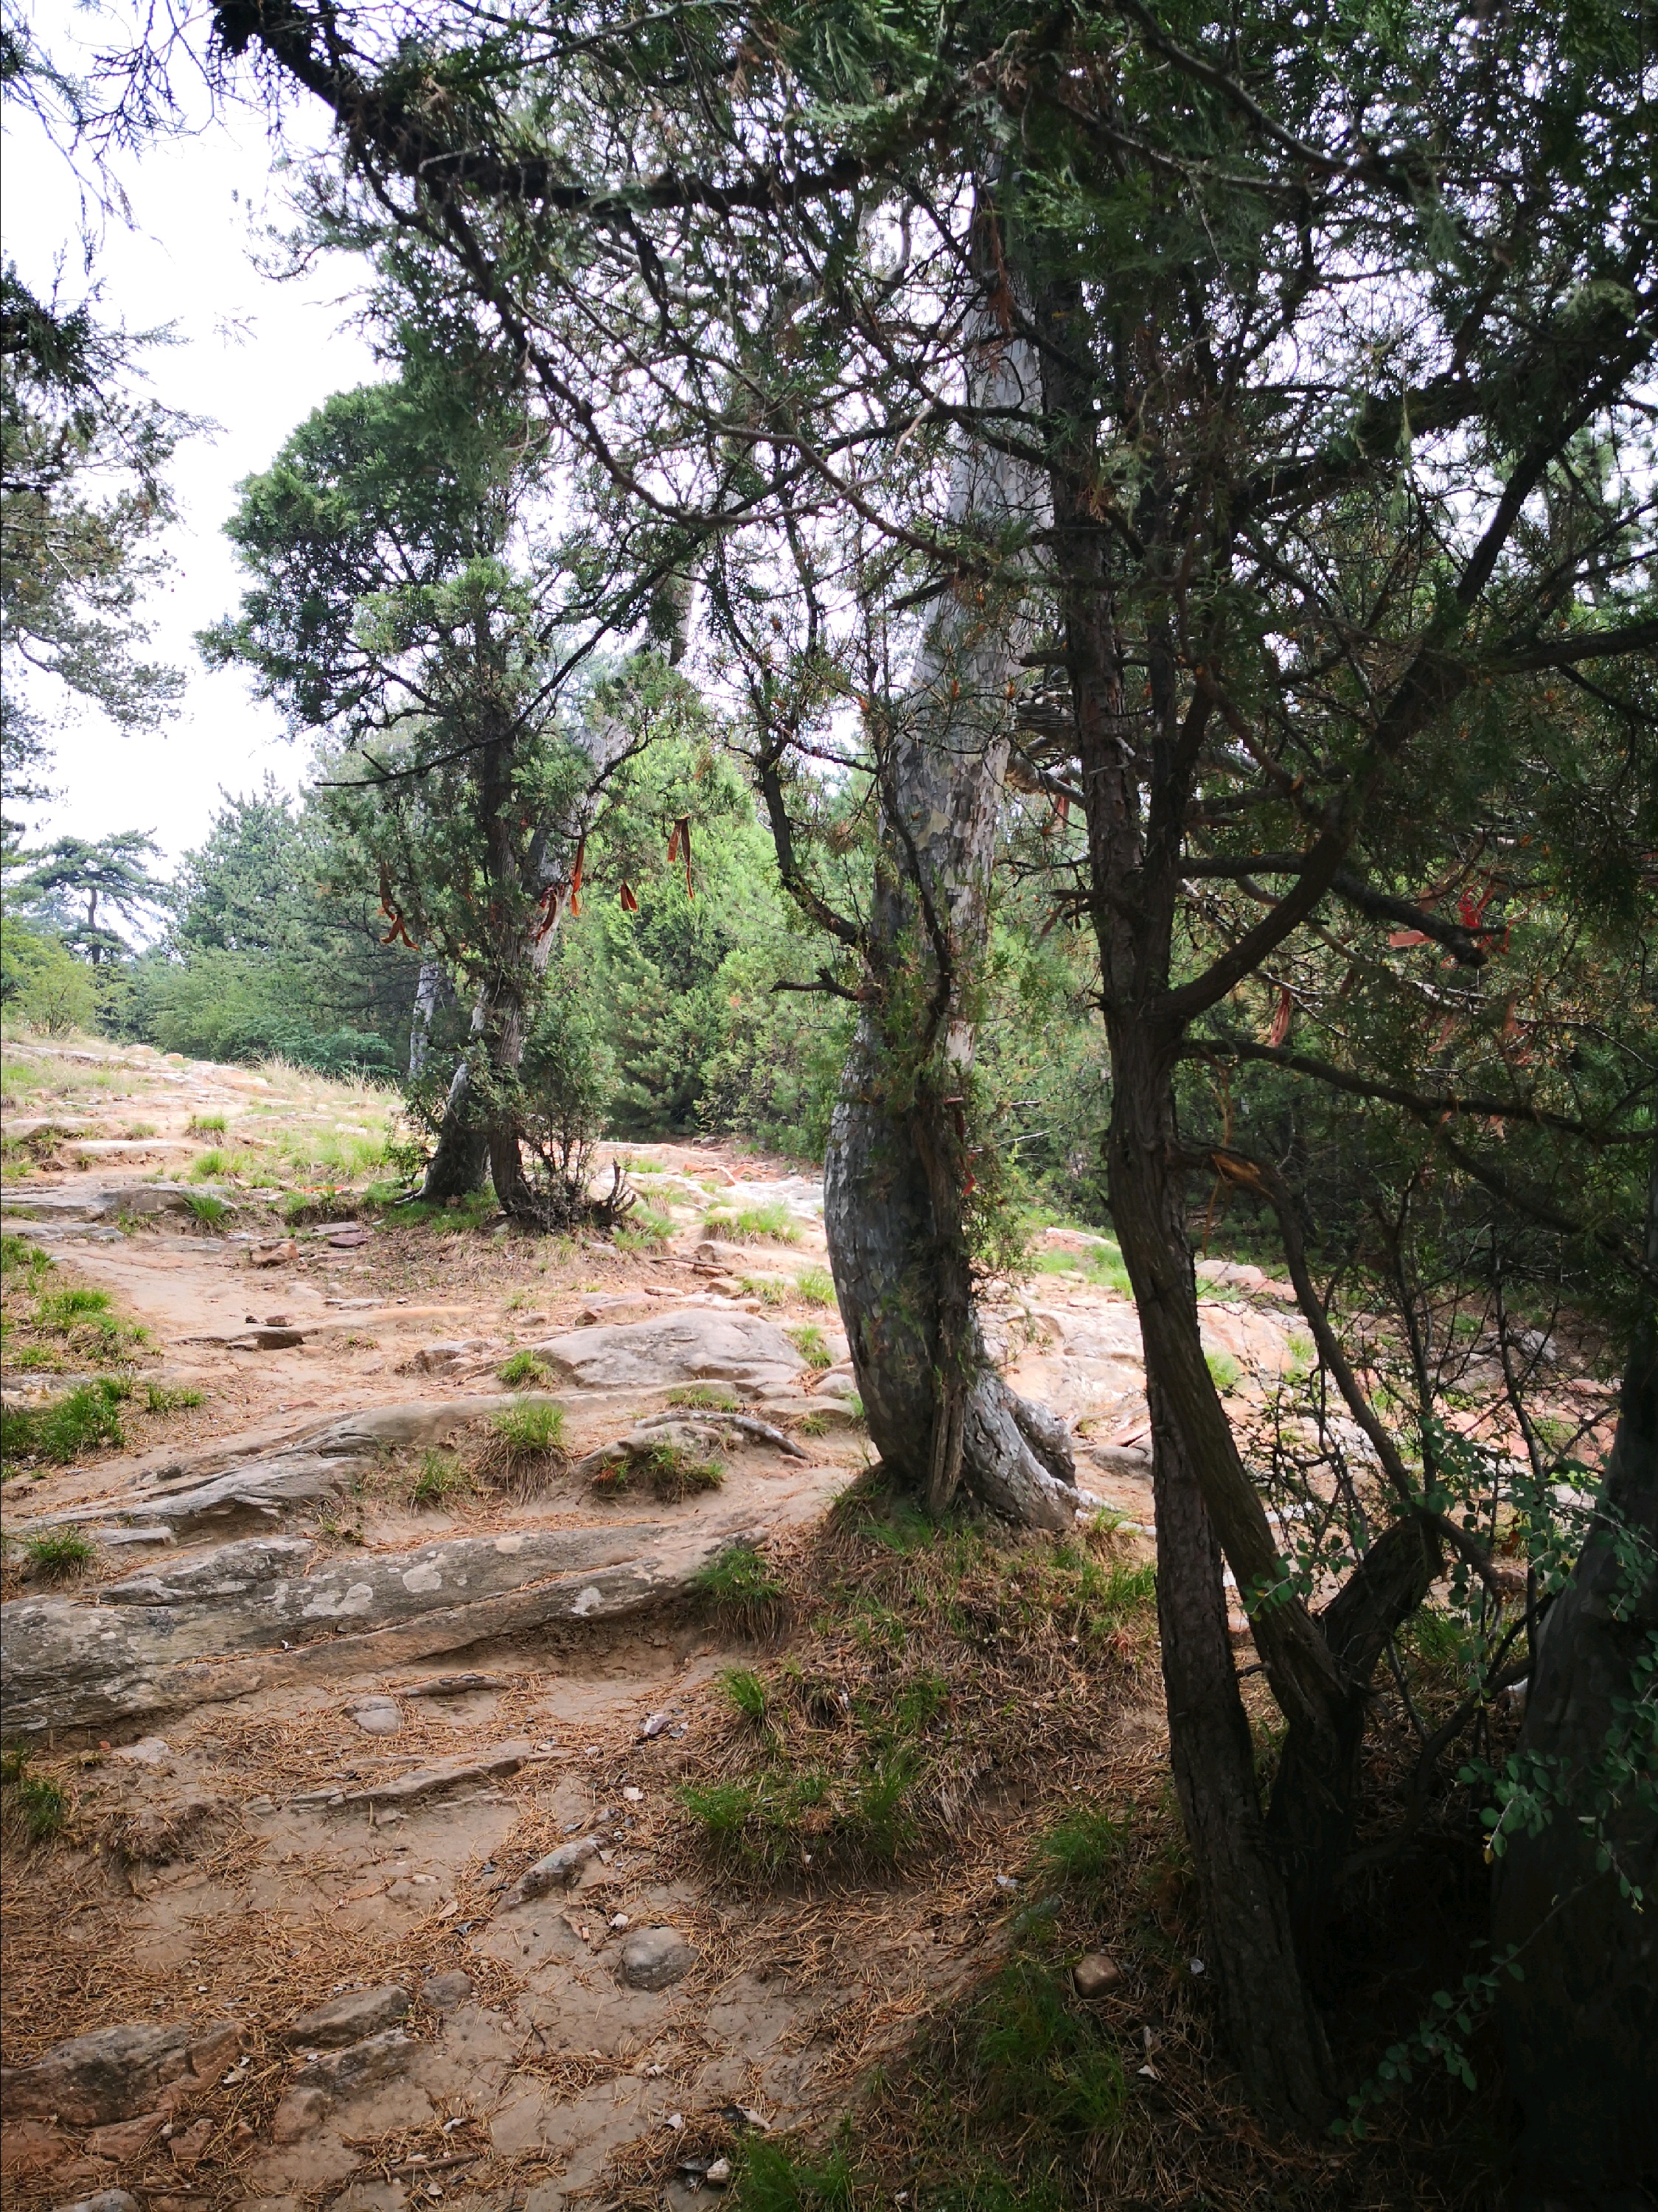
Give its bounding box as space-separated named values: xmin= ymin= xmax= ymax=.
xmin=793 ymin=1266 xmax=836 ymax=1308
xmin=787 ymin=1323 xmax=833 ymax=1368
xmin=184 ymin=1191 xmax=229 ymax=1229
xmin=186 ymin=1112 xmax=227 ymax=1134
xmin=144 ymin=1381 xmax=204 ymax=1414
xmin=721 ymin=1667 xmax=770 ymax=1723
xmin=1205 ymin=1348 xmax=1242 ymax=1395
xmin=613 ymin=1207 xmax=676 ymax=1254
xmin=694 ymin=1541 xmax=787 ymax=1630
xmin=1 ymin=1746 xmax=68 ymax=1845
xmin=410 ymin=1448 xmax=469 ymax=1507
xmin=475 ymin=1397 xmax=568 ymax=1496
xmin=669 ymin=1382 xmax=739 ymax=1412
xmin=21 ymin=1526 xmax=97 ymax=1581
xmin=497 ymin=1350 xmax=554 ymax=1387
xmin=703 ymin=1202 xmax=801 ymax=1244
xmin=1 ymin=1378 xmax=130 ymax=1467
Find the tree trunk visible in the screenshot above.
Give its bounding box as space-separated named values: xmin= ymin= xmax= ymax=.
xmin=823 ymin=282 xmax=1077 ymax=1532
xmin=408 ymin=957 xmax=443 ymax=1081
xmin=1491 ymin=1161 xmax=1658 ymax=2204
xmin=420 ymin=1033 xmax=490 ymax=1200
xmin=1104 ymin=1019 xmax=1338 ymax=2124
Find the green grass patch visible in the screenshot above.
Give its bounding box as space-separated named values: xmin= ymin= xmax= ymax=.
xmin=497 ymin=1350 xmax=554 ymax=1387
xmin=703 ymin=1202 xmax=801 ymax=1244
xmin=793 ymin=1266 xmax=835 ymax=1308
xmin=594 ymin=1440 xmax=725 ymax=1502
xmin=143 ymin=1381 xmax=204 ymax=1414
xmin=787 ymin=1323 xmax=833 ymax=1367
xmin=613 ymin=1207 xmax=676 ymax=1254
xmin=1 ymin=1378 xmax=130 ymax=1467
xmin=721 ymin=1667 xmax=770 ymax=1723
xmin=669 ymin=1382 xmax=739 ymax=1412
xmin=476 ymin=1398 xmax=568 ymax=1496
xmin=741 ymin=1274 xmax=788 ymax=1308
xmin=34 ymin=1285 xmax=113 ymax=1327
xmin=1036 ymin=1802 xmax=1129 ymax=1890
xmin=187 ymin=1112 xmax=227 ymax=1134
xmin=1 ymin=1746 xmax=68 ymax=1845
xmin=1205 ymin=1349 xmax=1241 ymax=1395
xmin=694 ymin=1541 xmax=786 ymax=1628
xmin=189 ymin=1147 xmax=231 ymax=1181
xmin=20 ymin=1526 xmax=98 ymax=1580
xmin=971 ymin=1953 xmax=1128 ymax=2134
xmin=184 ymin=1192 xmax=229 ymax=1229
xmin=410 ymin=1448 xmax=469 ymax=1507
xmin=1 ymin=1233 xmax=52 ymax=1283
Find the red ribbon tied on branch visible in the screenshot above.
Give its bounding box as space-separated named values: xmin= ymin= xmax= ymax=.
xmin=377 ymin=859 xmax=419 ymax=949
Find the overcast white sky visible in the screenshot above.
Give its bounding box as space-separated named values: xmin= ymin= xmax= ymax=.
xmin=4 ymin=0 xmax=381 ymax=873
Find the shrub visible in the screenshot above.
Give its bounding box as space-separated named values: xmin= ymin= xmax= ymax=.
xmin=21 ymin=1527 xmax=97 ymax=1580
xmin=0 ymin=921 xmax=95 ymax=1035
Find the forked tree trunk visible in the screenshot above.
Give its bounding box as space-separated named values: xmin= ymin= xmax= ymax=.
xmin=823 ymin=296 xmax=1078 ymax=1532
xmin=1491 ymin=1162 xmax=1658 ymax=2202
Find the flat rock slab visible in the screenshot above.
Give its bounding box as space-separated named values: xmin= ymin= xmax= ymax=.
xmin=1 ymin=1518 xmax=765 ymax=1735
xmin=0 ymin=2019 xmax=240 ymax=2126
xmin=530 ymin=1310 xmax=804 ymax=1395
xmin=281 ymin=1987 xmax=409 ymax=2049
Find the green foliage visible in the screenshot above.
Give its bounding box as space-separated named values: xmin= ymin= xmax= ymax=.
xmin=20 ymin=1526 xmax=96 ymax=1580
xmin=0 ymin=1745 xmax=68 ymax=1844
xmin=721 ymin=1667 xmax=770 ymax=1723
xmin=669 ymin=1382 xmax=739 ymax=1411
xmin=694 ymin=1542 xmax=785 ymax=1627
xmin=1036 ymin=1804 xmax=1128 ymax=1891
xmin=729 ymin=2136 xmax=855 ymax=2212
xmin=187 ymin=1111 xmax=227 ymax=1133
xmin=1204 ymin=1350 xmax=1241 ymax=1395
xmin=594 ymin=1440 xmax=725 ymax=1501
xmin=787 ymin=1323 xmax=833 ymax=1367
xmin=143 ymin=1381 xmax=203 ymax=1413
xmin=1 ymin=1377 xmax=129 ymax=1465
xmin=184 ymin=1192 xmax=229 ymax=1229
xmin=0 ymin=915 xmax=97 ymax=1033
xmin=705 ymin=1202 xmax=800 ymax=1243
xmin=613 ymin=1206 xmax=675 ymax=1253
xmin=487 ymin=1398 xmax=567 ymax=1457
xmin=793 ymin=1267 xmax=835 ymax=1308
xmin=410 ymin=1448 xmax=468 ymax=1506
xmin=970 ymin=1955 xmax=1128 ymax=2136
xmin=497 ymin=1350 xmax=553 ymax=1387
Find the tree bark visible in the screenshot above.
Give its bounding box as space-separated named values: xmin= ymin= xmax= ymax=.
xmin=1491 ymin=1161 xmax=1658 ymax=2205
xmin=408 ymin=957 xmax=443 ymax=1081
xmin=823 ymin=278 xmax=1078 ymax=1532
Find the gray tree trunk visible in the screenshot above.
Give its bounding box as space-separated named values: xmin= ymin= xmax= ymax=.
xmin=823 ymin=305 xmax=1077 ymax=1531
xmin=408 ymin=957 xmax=444 ymax=1081
xmin=1492 ymin=1160 xmax=1658 ymax=2204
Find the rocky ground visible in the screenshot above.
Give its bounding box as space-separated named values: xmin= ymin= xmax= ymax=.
xmin=0 ymin=1039 xmax=1612 ymax=2212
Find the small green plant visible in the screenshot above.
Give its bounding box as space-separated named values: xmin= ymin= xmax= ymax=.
xmin=185 ymin=1192 xmax=229 ymax=1229
xmin=187 ymin=1112 xmax=228 ymax=1134
xmin=122 ymin=1121 xmax=160 ymax=1139
xmin=593 ymin=1441 xmax=725 ymax=1502
xmin=740 ymin=1274 xmax=788 ymax=1308
xmin=613 ymin=1207 xmax=676 ymax=1254
xmin=411 ymin=1448 xmax=469 ymax=1506
xmin=476 ymin=1397 xmax=568 ymax=1496
xmin=1205 ymin=1348 xmax=1242 ymax=1395
xmin=497 ymin=1350 xmax=553 ymax=1387
xmin=694 ymin=1541 xmax=786 ymax=1628
xmin=21 ymin=1527 xmax=97 ymax=1581
xmin=703 ymin=1203 xmax=801 ymax=1244
xmin=0 ymin=1233 xmax=51 ymax=1282
xmin=1 ymin=1746 xmax=67 ymax=1844
xmin=144 ymin=1381 xmax=204 ymax=1414
xmin=680 ymin=1777 xmax=758 ymax=1838
xmin=669 ymin=1382 xmax=739 ymax=1412
xmin=1 ymin=1378 xmax=130 ymax=1465
xmin=34 ymin=1285 xmax=114 ymax=1328
xmin=720 ymin=1667 xmax=770 ymax=1723
xmin=787 ymin=1324 xmax=832 ymax=1368
xmin=1037 ymin=1804 xmax=1128 ymax=1889
xmin=972 ymin=1955 xmax=1128 ymax=2135
xmin=793 ymin=1266 xmax=835 ymax=1308
xmin=189 ymin=1147 xmax=231 ymax=1181
xmin=729 ymin=2133 xmax=855 ymax=2212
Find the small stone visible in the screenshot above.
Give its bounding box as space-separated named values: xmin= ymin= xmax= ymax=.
xmin=619 ymin=1927 xmax=695 ymax=1992
xmin=640 ymin=1712 xmax=672 ymax=1740
xmin=84 ymin=2115 xmax=165 ymax=2162
xmin=111 ymin=1737 xmax=171 ymax=1768
xmin=56 ymin=2195 xmax=139 ymax=2212
xmin=419 ymin=1971 xmax=474 ymax=2013
xmin=705 ymin=2160 xmax=732 ymax=2186
xmin=269 ymin=2085 xmax=330 ymax=2144
xmin=349 ymin=1698 xmax=403 ymax=1736
xmin=279 ymin=1985 xmax=409 ymax=2049
xmin=1072 ymin=1953 xmax=1124 ymax=2000
xmin=512 ymin=1838 xmax=598 ymax=1902
xmin=169 ymin=2118 xmax=214 ymax=2169
xmin=622 ymin=1786 xmax=644 ymax=1803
